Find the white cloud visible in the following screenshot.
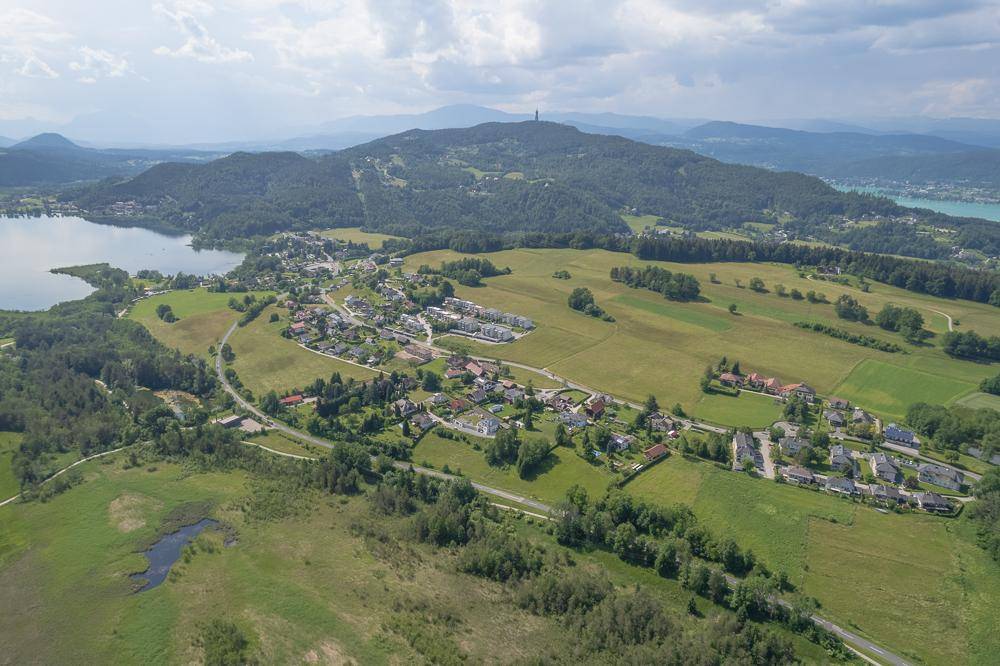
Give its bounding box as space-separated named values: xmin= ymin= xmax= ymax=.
xmin=69 ymin=47 xmax=132 ymax=83
xmin=153 ymin=1 xmax=253 ymax=63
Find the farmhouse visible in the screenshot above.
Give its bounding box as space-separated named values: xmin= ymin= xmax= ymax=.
xmin=885 ymin=423 xmax=919 ymax=448
xmin=643 ymin=443 xmax=668 ymax=462
xmin=782 ymin=466 xmax=815 ymax=485
xmin=870 ymin=453 xmax=901 ymax=483
xmin=917 ymin=464 xmax=964 ymax=491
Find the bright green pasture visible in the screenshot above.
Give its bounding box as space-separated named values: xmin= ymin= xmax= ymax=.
xmin=691 ymin=391 xmax=785 ymax=428
xmin=228 ymin=305 xmax=376 ymax=396
xmin=318 ymin=227 xmax=402 ymax=250
xmin=414 ymin=430 xmax=611 ymax=504
xmin=955 ymin=392 xmax=1000 ymax=411
xmin=833 ymin=359 xmax=976 ymax=421
xmin=129 ymin=288 xmax=270 ymax=359
xmin=621 ymin=214 xmax=661 ymax=233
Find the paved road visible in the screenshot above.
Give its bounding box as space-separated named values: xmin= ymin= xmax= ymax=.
xmin=220 ymin=317 xmax=913 ymax=664
xmin=753 ymin=431 xmax=777 ymax=479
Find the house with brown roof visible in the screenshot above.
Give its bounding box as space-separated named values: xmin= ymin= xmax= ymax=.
xmin=643 ymin=443 xmax=668 ymax=462
xmin=586 ymin=399 xmax=606 ymax=419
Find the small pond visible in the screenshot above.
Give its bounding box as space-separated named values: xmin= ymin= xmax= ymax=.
xmin=130 ymin=518 xmax=219 ymax=592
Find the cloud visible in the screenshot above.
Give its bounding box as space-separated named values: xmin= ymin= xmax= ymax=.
xmin=0 ymin=7 xmax=70 ymax=79
xmin=153 ymin=1 xmax=253 ymax=63
xmin=69 ymin=47 xmax=132 ymax=83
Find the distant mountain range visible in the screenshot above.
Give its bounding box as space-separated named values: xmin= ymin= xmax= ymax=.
xmin=0 ymin=134 xmax=220 ymax=187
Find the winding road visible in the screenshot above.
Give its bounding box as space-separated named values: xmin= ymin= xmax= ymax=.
xmin=217 ymin=319 xmax=911 ymax=665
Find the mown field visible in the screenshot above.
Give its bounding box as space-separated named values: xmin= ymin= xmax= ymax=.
xmin=404 ymin=247 xmax=998 ymax=422
xmin=0 ymin=453 xmax=835 ymax=664
xmin=318 ymin=227 xmax=402 ymax=250
xmin=627 ymin=454 xmax=1000 ymax=665
xmin=227 ymin=305 xmax=376 ymax=396
xmin=129 ymin=288 xmax=270 ymax=359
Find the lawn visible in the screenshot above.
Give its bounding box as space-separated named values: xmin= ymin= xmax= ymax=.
xmin=401 ymin=247 xmax=996 ymax=417
xmin=129 ymin=288 xmax=271 ymax=359
xmin=414 ymin=430 xmax=612 ymax=505
xmin=833 ymin=358 xmax=977 ymax=421
xmin=627 ymin=454 xmax=1000 ymax=665
xmin=227 ymin=305 xmax=376 ymax=396
xmin=318 ymin=227 xmax=403 ymax=250
xmin=692 ymin=390 xmax=785 ymax=428
xmin=955 ymin=391 xmax=1000 ymax=412
xmin=0 ymin=431 xmax=23 ymax=499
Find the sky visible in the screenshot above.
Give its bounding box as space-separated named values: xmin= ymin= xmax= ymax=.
xmin=1 ymin=0 xmax=999 ymax=143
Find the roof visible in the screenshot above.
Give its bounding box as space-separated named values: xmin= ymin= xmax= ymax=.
xmin=643 ymin=443 xmax=668 ymax=461
xmin=783 ymin=465 xmax=814 ymax=480
xmin=733 ymin=432 xmax=754 ymax=449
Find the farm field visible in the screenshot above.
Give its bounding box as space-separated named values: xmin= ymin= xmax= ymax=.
xmin=0 ymin=431 xmax=23 ymax=499
xmin=832 ymin=359 xmax=976 ymax=421
xmin=692 ymin=391 xmax=785 ymax=428
xmin=227 ymin=305 xmax=376 ymax=396
xmin=627 ymin=454 xmax=1000 ymax=665
xmin=403 ymin=247 xmax=999 ymax=417
xmin=129 ymin=288 xmax=270 ymax=359
xmin=620 ymin=213 xmax=661 ymax=233
xmin=413 ymin=430 xmax=612 ymax=504
xmin=955 ymin=391 xmax=1000 ymax=412
xmin=318 ymin=226 xmax=402 ymax=249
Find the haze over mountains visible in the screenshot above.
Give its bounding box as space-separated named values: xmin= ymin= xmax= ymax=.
xmin=3 ymin=105 xmax=1000 ymax=193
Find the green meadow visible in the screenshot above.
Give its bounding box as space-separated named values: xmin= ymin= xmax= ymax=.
xmin=227 ymin=305 xmax=376 ymax=396
xmin=627 ymin=454 xmax=1000 ymax=665
xmin=318 ymin=226 xmax=403 ymax=250
xmin=403 ymin=247 xmax=999 ymax=417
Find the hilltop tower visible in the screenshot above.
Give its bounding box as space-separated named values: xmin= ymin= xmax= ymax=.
xmin=534 ymin=109 xmax=539 ymax=121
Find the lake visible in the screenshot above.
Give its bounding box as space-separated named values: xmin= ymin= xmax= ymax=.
xmin=834 ymin=186 xmax=1000 ymax=222
xmin=0 ymin=216 xmax=243 ymax=311
xmin=130 ymin=518 xmax=219 ymax=592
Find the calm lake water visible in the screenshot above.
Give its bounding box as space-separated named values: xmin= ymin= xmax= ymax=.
xmin=835 ymin=186 xmax=1000 ymax=222
xmin=131 ymin=518 xmax=219 ymax=592
xmin=0 ymin=216 xmax=243 ymax=311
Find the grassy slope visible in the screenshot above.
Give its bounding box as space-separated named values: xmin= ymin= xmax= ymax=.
xmin=414 ymin=429 xmax=612 ymax=505
xmin=628 ymin=454 xmax=1000 ymax=665
xmin=128 ymin=288 xmax=270 ymax=359
xmin=317 ymin=227 xmax=402 ymax=250
xmin=227 ymin=305 xmax=376 ymax=396
xmin=404 ymin=248 xmax=997 ymax=422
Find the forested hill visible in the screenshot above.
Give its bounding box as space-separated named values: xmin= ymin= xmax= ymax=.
xmin=68 ymin=121 xmax=903 ymax=242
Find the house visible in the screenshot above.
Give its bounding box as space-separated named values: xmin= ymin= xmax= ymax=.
xmin=825 ymin=476 xmax=859 ymax=496
xmin=216 ymin=414 xmax=244 ymax=429
xmin=828 ymin=397 xmax=851 ymax=410
xmin=449 ymin=398 xmax=469 ymax=412
xmin=547 ymin=395 xmax=575 ymax=412
xmin=918 ymin=463 xmax=964 ymax=491
xmin=912 ymin=492 xmax=952 ymax=513
xmin=477 ymin=416 xmax=501 ymax=436
xmin=467 ymin=388 xmax=488 ymax=404
xmin=586 ymin=400 xmax=606 ymax=419
xmin=403 ymin=344 xmax=433 ymax=362
xmin=331 ymin=342 xmax=349 ymax=355
xmin=480 ymin=324 xmax=514 ymax=342
xmin=781 ymin=383 xmax=816 ymax=403
xmin=782 ymin=466 xmax=815 ymax=484
xmin=393 ymin=399 xmax=418 ymax=417
xmin=504 ymin=387 xmax=525 ymax=404
xmin=609 ymin=433 xmax=635 ymax=452
xmin=869 ymin=453 xmax=901 ymax=483
xmin=464 ymin=361 xmax=484 ymax=377
xmin=279 ymin=394 xmax=304 ymax=407
xmin=643 ymin=443 xmax=668 ymax=462
xmin=719 ymin=372 xmax=743 ymax=386
xmin=559 ymin=412 xmax=589 ymax=429
xmin=648 ymin=413 xmax=673 ymax=432
xmin=884 ymin=423 xmax=919 ymax=448
xmin=445 ymin=368 xmax=465 ymax=380
xmin=779 ymin=437 xmax=810 ymax=457
xmin=289 ymin=321 xmax=307 ymax=335
xmin=869 ymin=484 xmax=906 ymax=505
xmin=429 ymin=393 xmax=448 ymax=405
xmin=852 ymin=408 xmax=874 ymax=425
xmin=488 ymin=404 xmax=504 ymax=414
xmin=733 ymin=432 xmax=763 ymax=471
xmin=828 ymin=445 xmax=855 ymax=473
xmin=823 ymin=410 xmax=846 ymax=428
xmin=411 ymin=412 xmax=435 ymax=431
